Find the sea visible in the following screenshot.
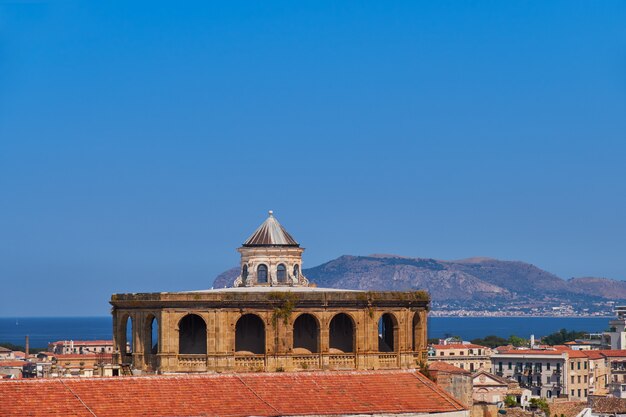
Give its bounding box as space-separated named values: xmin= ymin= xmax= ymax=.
xmin=0 ymin=316 xmax=612 ymax=348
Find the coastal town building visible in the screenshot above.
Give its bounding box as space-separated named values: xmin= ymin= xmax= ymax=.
xmin=608 ymin=360 xmax=626 ymax=398
xmin=48 ymin=340 xmax=114 ymax=355
xmin=604 ymin=306 xmax=626 ymax=350
xmin=429 ymin=343 xmax=491 ymax=372
xmin=429 ymin=361 xmax=473 ymax=408
xmin=491 ymin=347 xmax=566 ymax=399
xmin=0 ymin=346 xmax=14 ymax=360
xmin=0 ymin=370 xmax=469 ymax=417
xmin=0 ymin=360 xmax=27 ymax=379
xmin=110 ymin=212 xmax=429 ymax=373
xmin=567 ymin=349 xmax=590 ymax=401
xmin=472 ymin=370 xmax=510 ymax=405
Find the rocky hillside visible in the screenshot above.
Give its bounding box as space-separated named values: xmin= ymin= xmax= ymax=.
xmin=212 ymin=254 xmax=624 ymax=314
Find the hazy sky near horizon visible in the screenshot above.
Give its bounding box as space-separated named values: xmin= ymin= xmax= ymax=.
xmin=1 ymin=1 xmax=626 ymax=316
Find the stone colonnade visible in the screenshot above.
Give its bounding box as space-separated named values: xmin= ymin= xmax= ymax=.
xmin=111 ymin=290 xmax=429 ymax=373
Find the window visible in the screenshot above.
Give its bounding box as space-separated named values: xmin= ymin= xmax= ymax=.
xmin=547 ymin=376 xmax=550 ymax=383
xmin=440 ymin=352 xmax=444 ymax=356
xmin=571 ymin=376 xmax=575 ymax=384
xmin=547 ymin=362 xmax=551 ymax=370
xmin=577 ymin=362 xmax=581 ymax=370
xmin=584 ymin=389 xmax=587 ymax=397
xmin=277 ymin=264 xmax=287 ymax=283
xmin=460 ymin=351 xmax=464 ymax=356
xmin=584 ymin=375 xmax=588 ymax=383
xmin=470 ymin=363 xmax=475 ymax=371
xmin=578 ymin=375 xmax=581 ymax=383
xmin=571 ymin=362 xmax=574 ymax=370
xmin=499 ymin=362 xmax=503 ymax=372
xmin=571 ymin=390 xmax=574 ymax=396
xmin=578 ymin=389 xmax=581 ymax=397
xmin=557 ymin=363 xmax=561 ymax=372
xmin=242 ymin=265 xmax=248 ymax=283
xmin=293 ymin=264 xmax=299 ymax=279
xmin=257 ymin=264 xmax=268 ymax=283
xmin=508 ymin=362 xmax=512 ymax=370
xmin=537 ymin=375 xmax=541 ymax=384
xmin=584 ymin=361 xmax=588 ymax=370
xmin=460 ymin=364 xmax=464 ymax=369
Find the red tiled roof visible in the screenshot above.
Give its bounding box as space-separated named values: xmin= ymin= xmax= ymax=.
xmin=585 ymin=350 xmax=606 ymax=360
xmin=0 ymin=370 xmax=467 ymax=417
xmin=566 ymin=350 xmax=589 ymax=358
xmin=0 ymin=360 xmax=27 ymax=367
xmin=495 ymin=348 xmax=564 ymax=355
xmin=597 ymin=350 xmax=626 ymax=358
xmin=432 ymin=344 xmax=486 ymax=350
xmin=429 ymin=361 xmax=471 ymax=374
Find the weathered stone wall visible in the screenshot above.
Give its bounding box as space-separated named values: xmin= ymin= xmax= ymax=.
xmin=110 ymin=289 xmax=429 ymax=373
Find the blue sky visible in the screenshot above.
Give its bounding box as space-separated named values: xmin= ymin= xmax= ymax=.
xmin=1 ymin=1 xmax=625 ymax=316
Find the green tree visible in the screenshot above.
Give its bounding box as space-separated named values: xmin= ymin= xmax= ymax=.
xmin=529 ymin=398 xmax=550 ymax=416
xmin=541 ymin=329 xmax=587 ymax=346
xmin=469 ymin=335 xmax=508 ymax=348
xmin=508 ymin=335 xmax=528 ymax=347
xmin=504 ymin=395 xmax=517 ymax=407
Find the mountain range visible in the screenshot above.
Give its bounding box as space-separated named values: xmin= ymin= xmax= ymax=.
xmin=212 ymin=255 xmax=626 ymax=315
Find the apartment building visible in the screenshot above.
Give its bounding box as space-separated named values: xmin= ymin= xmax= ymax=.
xmin=567 ymin=349 xmax=590 ymax=401
xmin=429 ymin=343 xmax=491 ymax=372
xmin=490 ymin=348 xmax=566 ymax=399
xmin=48 ymin=340 xmax=114 ymax=355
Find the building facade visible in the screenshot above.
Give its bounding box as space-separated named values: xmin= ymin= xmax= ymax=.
xmin=429 ymin=343 xmax=491 ymax=372
xmin=491 ymin=348 xmax=566 ymax=399
xmin=110 ymin=212 xmax=429 ymax=373
xmin=48 ymin=340 xmax=114 ymax=355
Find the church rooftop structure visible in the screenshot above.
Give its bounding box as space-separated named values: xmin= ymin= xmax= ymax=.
xmin=243 ymin=210 xmax=299 ymax=247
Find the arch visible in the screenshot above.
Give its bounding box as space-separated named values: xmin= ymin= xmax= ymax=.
xmin=293 ymin=264 xmax=300 ymax=279
xmin=412 ymin=311 xmax=424 ymax=351
xmin=378 ymin=313 xmax=398 ymax=352
xmin=329 ymin=313 xmax=355 ymax=353
xmin=257 ymin=264 xmax=268 ymax=284
xmin=145 ymin=314 xmax=159 ymax=355
xmin=242 ymin=265 xmax=248 ymax=285
xmin=178 ymin=314 xmax=207 ymax=354
xmin=277 ymin=264 xmax=287 ymax=283
xmin=235 ymin=314 xmax=265 ymax=355
xmin=293 ymin=313 xmax=319 ymax=353
xmin=119 ymin=314 xmax=133 ymax=355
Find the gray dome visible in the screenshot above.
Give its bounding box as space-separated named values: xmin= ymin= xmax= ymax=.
xmin=242 ymin=211 xmax=299 ymax=247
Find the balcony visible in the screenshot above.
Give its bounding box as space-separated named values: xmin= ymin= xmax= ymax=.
xmin=234 ymin=355 xmax=265 ymax=371
xmin=178 ymin=354 xmax=207 ymax=370
xmin=327 ymin=354 xmax=356 ymax=369
xmin=378 ymin=353 xmax=398 ymax=369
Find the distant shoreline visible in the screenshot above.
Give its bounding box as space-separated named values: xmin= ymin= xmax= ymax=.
xmin=430 ymin=313 xmax=613 ymax=318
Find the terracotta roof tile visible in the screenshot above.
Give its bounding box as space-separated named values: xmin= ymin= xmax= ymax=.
xmin=0 ymin=370 xmax=466 ymax=417
xmin=0 ymin=360 xmax=27 ymax=367
xmin=566 ymin=350 xmax=589 ymax=358
xmin=429 ymin=362 xmax=471 ymax=375
xmin=597 ymin=350 xmax=626 ymax=358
